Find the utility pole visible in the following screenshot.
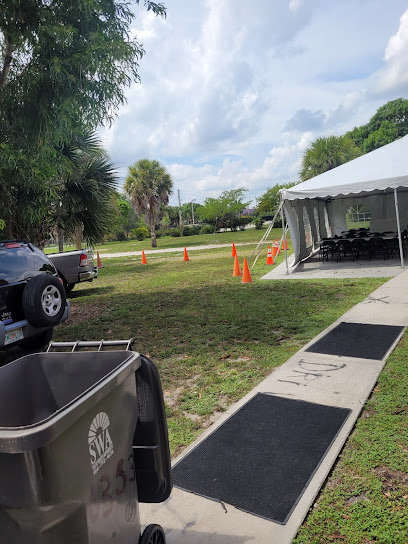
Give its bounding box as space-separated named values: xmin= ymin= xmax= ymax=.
xmin=178 ymin=189 xmax=184 ymax=236
xmin=191 ymin=199 xmax=196 ymax=225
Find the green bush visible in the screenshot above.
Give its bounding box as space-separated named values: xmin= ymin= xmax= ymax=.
xmin=131 ymin=226 xmax=149 ymax=241
xmin=254 ymin=217 xmax=265 ymax=230
xmin=171 ymin=227 xmax=181 ymax=237
xmin=183 ymin=225 xmax=201 ymax=236
xmin=200 ymin=224 xmax=214 ymax=235
xmin=116 ymin=230 xmax=127 ymax=241
xmin=157 ymin=227 xmax=172 ymax=237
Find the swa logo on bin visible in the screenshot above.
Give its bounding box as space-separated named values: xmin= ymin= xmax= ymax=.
xmin=88 ymin=412 xmax=114 ymax=474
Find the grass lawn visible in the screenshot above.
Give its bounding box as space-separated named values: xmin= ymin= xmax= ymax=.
xmin=3 ymin=237 xmax=407 ymax=542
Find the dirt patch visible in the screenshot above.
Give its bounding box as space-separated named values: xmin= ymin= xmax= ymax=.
xmin=163 ymin=386 xmax=184 ymax=407
xmin=183 ymin=412 xmax=201 ymax=422
xmin=360 ymin=407 xmax=374 ymax=419
xmin=344 ymin=494 xmax=370 ymax=506
xmin=62 ymin=303 xmax=108 ymax=326
xmin=229 ymin=357 xmax=251 ymax=363
xmin=203 ymin=411 xmax=225 ymax=427
xmin=163 ymin=376 xmax=201 ymax=407
xmin=372 ymin=466 xmax=408 ymax=492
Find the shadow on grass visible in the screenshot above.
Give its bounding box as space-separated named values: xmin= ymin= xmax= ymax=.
xmin=68 ymin=285 xmax=113 ymax=298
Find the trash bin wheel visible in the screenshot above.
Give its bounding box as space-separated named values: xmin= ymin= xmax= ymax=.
xmin=139 ymin=524 xmax=166 ymax=544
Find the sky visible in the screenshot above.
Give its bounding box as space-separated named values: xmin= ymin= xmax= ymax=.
xmin=100 ymin=0 xmax=408 ymax=207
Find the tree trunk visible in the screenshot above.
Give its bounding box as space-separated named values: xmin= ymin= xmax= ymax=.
xmin=0 ymin=35 xmax=14 ymax=90
xmin=57 ymin=227 xmax=64 ymax=252
xmin=150 ymin=224 xmax=157 ymax=247
xmin=74 ymin=228 xmax=82 ymax=250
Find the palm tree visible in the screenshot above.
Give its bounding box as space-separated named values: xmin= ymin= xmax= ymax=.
xmin=125 ymin=159 xmax=173 ymax=247
xmin=55 ymin=132 xmax=118 ymax=250
xmin=300 ymin=135 xmax=361 ymax=181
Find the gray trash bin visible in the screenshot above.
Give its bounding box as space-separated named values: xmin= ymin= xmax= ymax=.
xmin=0 ymin=340 xmax=170 ymax=544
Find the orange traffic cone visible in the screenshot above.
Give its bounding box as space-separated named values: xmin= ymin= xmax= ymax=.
xmin=183 ymin=247 xmax=189 ymax=261
xmin=242 ymin=258 xmax=252 ymax=283
xmin=266 ymin=246 xmax=274 ymax=265
xmin=233 ymin=254 xmax=241 ymax=277
xmin=232 ymin=242 xmax=237 ymax=257
xmin=141 ymin=250 xmax=147 ymax=264
xmin=275 ymin=239 xmax=281 ymax=254
xmin=96 ymin=251 xmax=103 ymax=268
xmin=271 ymin=241 xmax=278 ymax=259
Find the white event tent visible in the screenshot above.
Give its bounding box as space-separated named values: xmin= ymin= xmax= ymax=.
xmin=280 ymin=134 xmax=408 ymax=269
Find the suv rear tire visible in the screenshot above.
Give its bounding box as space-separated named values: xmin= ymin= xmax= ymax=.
xmin=22 ymin=275 xmax=66 ymax=327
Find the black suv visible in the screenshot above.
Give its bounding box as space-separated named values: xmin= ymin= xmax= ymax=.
xmin=0 ymin=240 xmax=70 ymax=350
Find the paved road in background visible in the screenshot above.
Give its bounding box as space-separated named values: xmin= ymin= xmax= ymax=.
xmin=99 ymin=242 xmax=256 ymax=258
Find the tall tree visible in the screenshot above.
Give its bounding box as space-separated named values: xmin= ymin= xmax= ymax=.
xmin=300 ymin=135 xmax=361 ymax=181
xmin=54 ymin=132 xmax=118 ymax=250
xmin=125 ymin=159 xmax=173 ymax=247
xmin=256 ymin=183 xmax=296 ymax=217
xmin=198 ymin=189 xmax=250 ymax=232
xmin=0 ymin=0 xmax=166 ymax=238
xmin=347 ymin=98 xmax=408 ymax=153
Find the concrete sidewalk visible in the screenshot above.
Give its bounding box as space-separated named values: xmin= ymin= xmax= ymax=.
xmin=140 ymin=268 xmax=408 ymax=543
xmin=261 ymin=253 xmax=405 ymax=280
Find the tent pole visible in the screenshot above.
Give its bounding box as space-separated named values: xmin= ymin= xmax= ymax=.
xmin=280 ymin=197 xmax=289 ymax=275
xmin=394 ymin=188 xmax=404 ymax=269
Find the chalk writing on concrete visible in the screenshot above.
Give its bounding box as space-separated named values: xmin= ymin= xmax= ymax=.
xmin=278 ymin=359 xmax=346 ymax=387
xmin=366 ymin=295 xmax=389 ymax=304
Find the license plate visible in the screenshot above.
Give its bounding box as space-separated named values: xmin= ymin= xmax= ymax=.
xmin=5 ymin=328 xmax=24 ymax=345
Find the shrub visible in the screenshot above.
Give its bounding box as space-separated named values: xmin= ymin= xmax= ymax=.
xmin=183 ymin=225 xmax=201 ymax=236
xmin=104 ymin=232 xmax=117 ymax=242
xmin=171 ymin=227 xmax=181 ymax=237
xmin=116 ymin=230 xmax=127 ymax=241
xmin=131 ymin=226 xmax=149 ymax=241
xmin=200 ymin=224 xmax=214 ymax=235
xmin=254 ymin=217 xmax=265 ymax=230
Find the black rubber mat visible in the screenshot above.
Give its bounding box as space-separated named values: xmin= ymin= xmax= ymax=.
xmin=305 ymin=322 xmax=403 ymax=360
xmin=172 ymin=393 xmax=351 ymax=524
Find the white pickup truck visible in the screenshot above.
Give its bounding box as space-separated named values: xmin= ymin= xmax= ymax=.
xmin=47 ymin=249 xmax=98 ymax=293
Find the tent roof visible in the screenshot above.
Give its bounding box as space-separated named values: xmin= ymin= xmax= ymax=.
xmin=282 ymin=134 xmax=408 ymax=201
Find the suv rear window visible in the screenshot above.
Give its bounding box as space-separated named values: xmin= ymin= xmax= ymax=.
xmin=0 ymin=241 xmax=56 ymax=285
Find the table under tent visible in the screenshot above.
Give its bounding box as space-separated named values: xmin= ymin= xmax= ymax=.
xmin=278 ymin=134 xmax=408 ymax=272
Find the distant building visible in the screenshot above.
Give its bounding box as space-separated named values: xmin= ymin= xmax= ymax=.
xmin=241 ymin=208 xmax=256 ymax=216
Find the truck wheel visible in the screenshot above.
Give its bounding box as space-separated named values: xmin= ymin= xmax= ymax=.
xmin=19 ymin=328 xmax=54 ymax=351
xmin=139 ymin=524 xmax=166 ymax=544
xmin=22 ymin=275 xmax=66 ymax=327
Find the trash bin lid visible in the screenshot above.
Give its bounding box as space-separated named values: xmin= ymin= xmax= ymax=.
xmin=0 ymin=350 xmax=140 ymax=453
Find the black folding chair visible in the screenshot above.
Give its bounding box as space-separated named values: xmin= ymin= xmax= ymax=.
xmin=336 ymin=239 xmax=353 ymax=261
xmin=352 ymin=238 xmax=369 ymax=261
xmin=369 ymin=237 xmax=387 ymax=260
xmin=319 ymin=240 xmax=336 ymax=261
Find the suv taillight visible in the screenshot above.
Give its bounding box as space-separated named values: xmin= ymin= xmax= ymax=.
xmin=5 ymin=243 xmax=22 ymax=249
xmin=79 ymin=252 xmax=89 ymax=267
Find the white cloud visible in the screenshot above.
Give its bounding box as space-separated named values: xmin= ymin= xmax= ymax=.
xmin=101 ymin=1 xmax=408 ymax=206
xmin=372 ymin=9 xmax=408 ymax=95
xmin=289 ymin=0 xmax=303 ymax=13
